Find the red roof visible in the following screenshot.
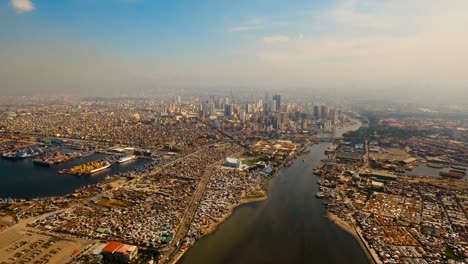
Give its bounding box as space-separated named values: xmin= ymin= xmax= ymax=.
xmin=102 ymin=242 xmax=124 ymax=253
xmin=114 ymin=244 xmax=129 ymax=254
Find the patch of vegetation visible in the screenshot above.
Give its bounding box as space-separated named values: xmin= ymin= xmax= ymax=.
xmin=445 ymin=247 xmax=459 ymax=260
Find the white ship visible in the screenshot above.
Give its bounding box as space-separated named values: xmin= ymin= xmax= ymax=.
xmin=89 ymin=161 xmax=111 ymax=174
xmin=118 ymin=155 xmax=136 ymax=164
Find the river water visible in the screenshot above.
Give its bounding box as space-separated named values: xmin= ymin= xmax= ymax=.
xmin=0 ymin=152 xmax=150 ymax=199
xmin=179 ymin=122 xmax=370 ymax=264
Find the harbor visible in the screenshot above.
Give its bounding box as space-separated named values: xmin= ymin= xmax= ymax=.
xmin=0 ymin=151 xmax=151 ymax=199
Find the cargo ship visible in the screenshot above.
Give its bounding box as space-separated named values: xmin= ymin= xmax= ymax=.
xmin=427 ymin=163 xmax=444 ymax=169
xmin=80 ymin=147 xmax=95 ymax=158
xmin=439 ymin=170 xmax=465 ymax=179
xmin=4 ymin=146 xmax=43 ymax=159
xmin=451 ymin=165 xmax=467 ymax=171
xmin=117 ymin=154 xmax=136 ymax=164
xmin=59 ymin=160 xmax=111 ymax=175
xmin=33 ymin=151 xmax=80 ymax=166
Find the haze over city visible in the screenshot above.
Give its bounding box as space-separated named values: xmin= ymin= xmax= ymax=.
xmin=1 ymin=0 xmax=468 ymax=99
xmin=1 ymin=1 xmax=468 ymax=264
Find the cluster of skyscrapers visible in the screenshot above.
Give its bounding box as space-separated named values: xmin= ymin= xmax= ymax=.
xmin=167 ymin=94 xmax=343 ymax=133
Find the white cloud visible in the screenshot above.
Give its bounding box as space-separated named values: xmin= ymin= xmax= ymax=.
xmin=263 ymin=33 xmax=303 ymax=44
xmin=256 ymin=0 xmax=468 ymax=89
xmin=230 ymin=17 xmax=265 ymax=32
xmin=295 ymin=33 xmax=304 ymax=41
xmin=230 ymin=26 xmax=263 ymax=32
xmin=10 ymin=0 xmax=34 ymax=14
xmin=263 ymin=35 xmax=290 ymax=44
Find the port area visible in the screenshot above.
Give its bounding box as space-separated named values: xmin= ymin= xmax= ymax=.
xmin=57 ymin=153 xmax=138 ymax=175
xmin=314 ymin=117 xmax=468 ymax=263
xmin=33 ymin=150 xmax=92 ymax=166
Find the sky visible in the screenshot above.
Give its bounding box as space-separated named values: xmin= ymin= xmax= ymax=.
xmin=1 ymin=0 xmax=468 ymax=97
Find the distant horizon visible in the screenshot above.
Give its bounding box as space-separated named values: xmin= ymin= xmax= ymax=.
xmin=1 ymin=0 xmax=468 ymax=98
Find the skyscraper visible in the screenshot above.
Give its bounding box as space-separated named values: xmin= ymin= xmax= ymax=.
xmin=273 ymin=94 xmax=281 ymax=112
xmin=224 ymin=104 xmax=233 ymax=117
xmin=313 ymin=105 xmax=320 ymax=118
xmin=208 ymin=102 xmax=216 ymax=116
xmin=330 ymin=108 xmax=339 ymax=125
xmin=269 ymin=99 xmax=277 ymax=113
xmin=320 ymin=105 xmax=329 ymax=119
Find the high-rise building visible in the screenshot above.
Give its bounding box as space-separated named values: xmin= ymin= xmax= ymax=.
xmin=280 ymin=112 xmax=289 ymax=129
xmin=208 ymin=102 xmax=216 ymax=116
xmin=272 ymin=94 xmax=281 ymax=112
xmin=313 ymin=105 xmax=320 ymax=118
xmin=168 ymin=102 xmax=176 ymax=113
xmin=269 ymin=99 xmax=277 ymax=113
xmin=246 ymin=104 xmax=253 ymax=114
xmin=257 ymin=99 xmax=263 ymax=109
xmin=239 ymin=110 xmax=246 ymax=123
xmin=202 ymin=101 xmax=209 ymax=117
xmin=224 ymin=104 xmax=233 ymax=117
xmin=301 ymin=119 xmax=308 ymax=130
xmin=320 ymin=105 xmax=329 ymax=119
xmin=330 ymin=108 xmax=338 ymax=125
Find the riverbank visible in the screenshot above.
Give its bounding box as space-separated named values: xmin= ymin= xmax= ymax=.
xmin=326 ymin=212 xmax=380 ymax=264
xmin=203 ymin=195 xmax=268 ymax=236
xmin=170 ymin=163 xmax=286 ymax=263
xmin=170 ymin=194 xmax=269 ymax=264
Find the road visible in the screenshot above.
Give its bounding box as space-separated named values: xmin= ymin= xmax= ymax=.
xmin=159 ymin=156 xmax=221 ymax=263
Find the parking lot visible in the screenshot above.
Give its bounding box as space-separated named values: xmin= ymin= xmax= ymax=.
xmin=0 ymin=230 xmax=88 ymax=264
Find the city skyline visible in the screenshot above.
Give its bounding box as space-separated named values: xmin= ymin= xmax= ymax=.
xmin=1 ymin=0 xmax=468 ymax=98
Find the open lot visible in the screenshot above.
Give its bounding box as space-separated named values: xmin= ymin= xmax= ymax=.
xmin=0 ymin=223 xmax=93 ymax=264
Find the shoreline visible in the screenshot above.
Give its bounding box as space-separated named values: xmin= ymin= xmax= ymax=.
xmin=170 ymin=194 xmax=268 ymax=264
xmin=202 ymin=195 xmax=268 ymax=236
xmin=326 ymin=212 xmax=381 ymax=264
xmin=170 ymin=166 xmax=285 ymax=264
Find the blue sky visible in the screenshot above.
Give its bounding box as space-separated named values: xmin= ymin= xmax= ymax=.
xmin=1 ymin=0 xmax=468 ymax=96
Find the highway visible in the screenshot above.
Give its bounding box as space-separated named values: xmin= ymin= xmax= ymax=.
xmin=159 ymin=156 xmax=222 ymax=264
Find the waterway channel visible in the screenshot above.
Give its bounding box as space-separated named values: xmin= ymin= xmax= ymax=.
xmin=179 ymin=121 xmax=370 ymax=264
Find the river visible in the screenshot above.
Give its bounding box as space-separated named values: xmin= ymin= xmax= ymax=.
xmin=178 ymin=121 xmax=370 ymax=264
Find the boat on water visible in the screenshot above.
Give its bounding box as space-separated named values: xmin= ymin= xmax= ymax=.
xmin=89 ymin=161 xmax=111 ymax=174
xmin=59 ymin=160 xmax=111 ymax=175
xmin=451 ymin=165 xmax=467 ymax=171
xmin=33 ymin=151 xmax=80 ymax=166
xmin=427 ymin=163 xmax=444 ymax=169
xmin=5 ymin=146 xmax=43 ymax=159
xmin=439 ymin=170 xmax=465 ymax=179
xmin=33 ymin=158 xmax=53 ymax=166
xmin=79 ymin=146 xmax=95 ymax=158
xmin=2 ymin=152 xmax=17 ymax=159
xmin=316 ymin=192 xmax=327 ymax=198
xmin=117 ymin=154 xmax=136 ymax=164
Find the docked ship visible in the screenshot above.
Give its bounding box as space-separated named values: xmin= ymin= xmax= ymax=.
xmin=451 ymin=165 xmax=467 ymax=171
xmin=439 ymin=170 xmax=465 ymax=179
xmin=117 ymin=154 xmax=136 ymax=164
xmin=33 ymin=151 xmax=80 ymax=166
xmin=80 ymin=147 xmax=95 ymax=158
xmin=10 ymin=146 xmax=43 ymax=159
xmin=59 ymin=160 xmax=111 ymax=175
xmin=427 ymin=163 xmax=444 ymax=169
xmin=315 ymin=192 xmax=327 ymax=198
